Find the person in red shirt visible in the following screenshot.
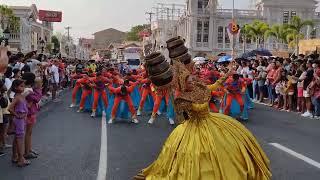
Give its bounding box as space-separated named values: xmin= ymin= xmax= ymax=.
xmin=223 ymin=74 xmax=246 ymax=116
xmin=136 ymin=77 xmax=156 ymax=116
xmin=77 ymin=74 xmax=94 ymax=112
xmin=108 ymin=79 xmax=139 ymax=124
xmin=69 ymin=72 xmax=83 ymax=108
xmin=90 ymin=72 xmax=112 ymax=117
xmin=147 ymin=88 xmax=174 ymax=125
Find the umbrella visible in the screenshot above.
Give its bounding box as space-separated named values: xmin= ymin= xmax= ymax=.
xmin=253 ymin=48 xmax=272 ymax=56
xmin=217 ymin=55 xmax=232 ymax=63
xmin=241 ymin=48 xmax=272 ymax=58
xmin=193 ymin=57 xmax=206 ymax=62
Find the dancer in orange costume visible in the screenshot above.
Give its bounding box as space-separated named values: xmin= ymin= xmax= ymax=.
xmin=108 ymin=80 xmax=139 ymax=124
xmin=136 ymin=77 xmax=155 ymax=116
xmin=147 ymin=88 xmax=175 ymax=125
xmin=77 ymin=74 xmax=94 ymax=112
xmin=224 ymin=73 xmax=246 ymax=116
xmin=90 ymin=72 xmax=112 ymax=117
xmin=209 ymin=88 xmax=226 ymax=113
xmin=69 ymin=73 xmax=83 ymax=108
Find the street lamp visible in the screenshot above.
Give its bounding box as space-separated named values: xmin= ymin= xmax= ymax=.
xmin=3 ymin=28 xmax=10 ymax=46
xmin=40 ymin=39 xmax=45 ymax=53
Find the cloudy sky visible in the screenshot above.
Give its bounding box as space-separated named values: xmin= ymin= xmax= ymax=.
xmin=3 ymin=0 xmax=251 ymax=38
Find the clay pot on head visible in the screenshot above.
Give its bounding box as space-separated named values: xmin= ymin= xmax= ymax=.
xmin=173 ymin=52 xmax=191 ymax=65
xmin=169 ymin=44 xmax=188 ymax=58
xmin=167 ymin=39 xmax=185 ymax=50
xmin=166 ymin=36 xmax=181 ymax=44
xmin=145 ymin=52 xmax=165 ymax=66
xmin=149 ymin=67 xmax=174 ymax=87
xmin=146 ymin=60 xmax=170 ymax=76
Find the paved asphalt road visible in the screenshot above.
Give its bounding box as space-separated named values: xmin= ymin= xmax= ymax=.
xmin=1 ymin=91 xmax=320 ymax=180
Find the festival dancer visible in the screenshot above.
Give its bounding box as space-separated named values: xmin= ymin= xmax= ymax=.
xmin=90 ymin=72 xmax=112 ymax=117
xmin=134 ymin=56 xmax=271 ymax=180
xmin=223 ymin=73 xmax=246 ymax=117
xmin=136 ymin=76 xmax=155 ymax=116
xmin=147 ymin=89 xmax=175 ymax=125
xmin=69 ymin=72 xmax=83 ymax=108
xmin=77 ymin=73 xmax=94 ymax=113
xmin=108 ymin=79 xmax=139 ymax=124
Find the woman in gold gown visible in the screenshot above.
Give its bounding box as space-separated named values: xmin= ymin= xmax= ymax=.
xmin=135 ymin=61 xmax=271 ymax=180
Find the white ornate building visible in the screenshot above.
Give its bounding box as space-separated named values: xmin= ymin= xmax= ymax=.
xmin=5 ymin=4 xmax=53 ymax=53
xmin=151 ymin=0 xmax=320 ymax=57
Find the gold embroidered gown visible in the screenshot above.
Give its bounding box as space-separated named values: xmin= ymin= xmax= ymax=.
xmin=136 ymin=76 xmax=271 ymax=180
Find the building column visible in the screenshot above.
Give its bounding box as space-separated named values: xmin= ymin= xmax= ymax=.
xmin=209 ymin=15 xmax=214 ymax=51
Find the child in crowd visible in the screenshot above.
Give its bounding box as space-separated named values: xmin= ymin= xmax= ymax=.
xmin=9 ymin=79 xmax=30 ymax=167
xmin=0 ymin=79 xmax=9 ymax=157
xmin=23 ymin=73 xmax=42 ymax=159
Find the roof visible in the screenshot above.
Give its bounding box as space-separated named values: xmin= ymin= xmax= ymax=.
xmin=93 ymin=28 xmax=126 ymax=35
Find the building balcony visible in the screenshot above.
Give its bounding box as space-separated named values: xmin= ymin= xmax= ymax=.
xmin=8 ymin=33 xmax=21 ymax=43
xmin=216 ymin=9 xmax=262 ymax=18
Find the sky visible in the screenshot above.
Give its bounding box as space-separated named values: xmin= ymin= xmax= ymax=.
xmin=2 ymin=0 xmax=251 ymax=39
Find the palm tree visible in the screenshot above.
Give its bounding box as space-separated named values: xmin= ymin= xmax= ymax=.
xmin=286 ymin=29 xmax=304 ymax=51
xmin=287 ymin=16 xmax=314 ymax=55
xmin=245 ymin=20 xmax=269 ymax=48
xmin=240 ymin=24 xmax=253 ymax=53
xmin=264 ymin=24 xmax=289 ymax=50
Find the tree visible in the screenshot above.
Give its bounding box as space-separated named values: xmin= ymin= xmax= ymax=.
xmin=264 ymin=24 xmax=289 ymax=50
xmin=126 ymin=24 xmax=149 ymax=41
xmin=286 ymin=16 xmax=314 ymax=55
xmin=286 ymin=29 xmax=304 ymax=51
xmin=0 ymin=5 xmax=20 ymax=32
xmin=51 ymin=35 xmax=60 ymax=54
xmin=240 ymin=24 xmax=254 ymax=53
xmin=245 ymin=20 xmax=269 ymax=48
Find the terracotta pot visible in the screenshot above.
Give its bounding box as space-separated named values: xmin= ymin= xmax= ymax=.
xmin=173 ymin=52 xmax=191 ymax=64
xmin=146 ymin=60 xmax=170 ymax=76
xmin=169 ymin=44 xmax=188 ymax=58
xmin=145 ymin=52 xmax=165 ymax=66
xmin=166 ymin=37 xmax=181 ymax=44
xmin=149 ymin=67 xmax=173 ymax=87
xmin=167 ymin=39 xmax=184 ymax=50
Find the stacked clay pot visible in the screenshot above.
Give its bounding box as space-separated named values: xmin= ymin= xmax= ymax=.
xmin=166 ymin=37 xmax=191 ymax=65
xmin=144 ymin=52 xmax=173 ymax=87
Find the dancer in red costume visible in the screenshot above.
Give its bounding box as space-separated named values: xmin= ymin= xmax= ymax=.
xmin=108 ymin=79 xmax=139 ymax=124
xmin=69 ymin=72 xmax=83 ymax=108
xmin=224 ymin=73 xmax=246 ymax=116
xmin=77 ymin=74 xmax=94 ymax=112
xmin=90 ymin=72 xmax=112 ymax=117
xmin=136 ymin=77 xmax=155 ymax=116
xmin=147 ymin=88 xmax=175 ymax=125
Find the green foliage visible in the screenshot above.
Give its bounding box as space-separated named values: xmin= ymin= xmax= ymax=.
xmin=51 ymin=35 xmax=60 ymax=54
xmin=126 ymin=24 xmax=149 ymax=41
xmin=0 ymin=5 xmax=20 ymax=32
xmin=244 ymin=20 xmax=269 ymax=47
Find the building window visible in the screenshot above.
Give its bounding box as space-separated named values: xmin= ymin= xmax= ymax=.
xmin=203 ymin=21 xmax=209 ymax=42
xmin=197 ymin=21 xmax=202 ymax=42
xmin=311 ymin=29 xmax=317 ymax=39
xmin=291 ymin=11 xmax=296 ymax=18
xmin=225 ymin=27 xmax=230 ymax=44
xmin=198 ymin=0 xmax=203 ymax=9
xmin=218 ymin=26 xmax=223 ymax=43
xmin=283 ymin=11 xmax=289 ymax=24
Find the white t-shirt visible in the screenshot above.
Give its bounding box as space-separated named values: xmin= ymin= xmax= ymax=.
xmin=241 ymin=66 xmax=253 ymax=79
xmin=27 ymin=59 xmax=41 ymax=74
xmin=14 ymin=62 xmax=25 ymax=70
xmin=49 ymin=65 xmax=60 ymax=84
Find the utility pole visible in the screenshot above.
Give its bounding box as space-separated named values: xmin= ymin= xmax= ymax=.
xmin=65 ymin=26 xmax=72 ymax=40
xmin=145 ymin=12 xmax=155 ymax=31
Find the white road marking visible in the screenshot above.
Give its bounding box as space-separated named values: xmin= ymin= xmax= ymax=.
xmin=269 ymin=143 xmax=320 ymax=169
xmin=97 ymin=114 xmax=107 ymax=180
